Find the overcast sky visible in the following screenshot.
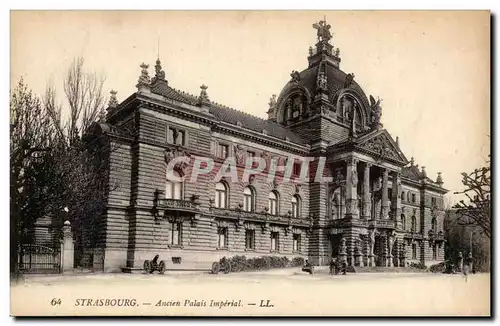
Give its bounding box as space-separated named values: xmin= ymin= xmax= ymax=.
xmin=10 ymin=10 xmax=490 ymax=204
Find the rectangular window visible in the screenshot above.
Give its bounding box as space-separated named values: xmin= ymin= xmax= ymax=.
xmin=176 ymin=130 xmax=185 ymax=146
xmin=217 ymin=144 xmax=229 ymax=158
xmin=245 ymin=229 xmax=255 ymax=250
xmin=293 ymin=234 xmax=301 ymax=252
xmin=293 ymin=161 xmax=301 ymax=176
xmin=432 ymin=245 xmax=437 ymax=260
xmin=431 ymin=197 xmax=437 ymax=207
xmin=270 ymin=232 xmax=279 ymax=252
xmin=167 ymin=128 xmax=175 ymax=144
xmin=217 ymin=227 xmax=228 ymax=249
xmin=167 ymin=127 xmax=186 ymax=146
xmin=412 ymin=193 xmax=417 ymax=203
xmin=171 ymin=222 xmax=182 ymax=246
xmin=412 ymin=243 xmax=417 ymax=260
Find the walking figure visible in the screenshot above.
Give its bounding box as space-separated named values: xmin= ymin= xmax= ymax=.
xmin=329 ymin=258 xmax=336 ymax=275
xmin=463 ymin=252 xmax=473 ymax=282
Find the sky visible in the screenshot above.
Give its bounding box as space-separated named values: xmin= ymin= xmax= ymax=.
xmin=10 ymin=10 xmax=490 ymax=205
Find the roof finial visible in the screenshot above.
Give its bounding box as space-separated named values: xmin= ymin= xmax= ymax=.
xmin=410 ymin=157 xmax=415 ymax=166
xmin=154 ymin=58 xmax=166 ymax=81
xmin=108 ymin=90 xmax=118 ymax=108
xmin=197 ymin=84 xmax=210 ymax=106
xmin=136 ymin=63 xmax=151 ymax=92
xmin=436 ymin=172 xmax=443 ymax=186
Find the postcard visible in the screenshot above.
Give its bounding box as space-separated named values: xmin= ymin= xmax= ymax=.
xmin=10 ymin=10 xmax=491 ymax=317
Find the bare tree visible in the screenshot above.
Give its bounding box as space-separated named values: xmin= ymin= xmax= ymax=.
xmin=453 ymin=155 xmax=491 ymax=238
xmin=46 ymin=57 xmax=107 ymax=146
xmin=44 ymin=56 xmax=114 ymax=268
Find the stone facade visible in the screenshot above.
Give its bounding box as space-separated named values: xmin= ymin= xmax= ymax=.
xmin=82 ymin=20 xmax=448 ymax=272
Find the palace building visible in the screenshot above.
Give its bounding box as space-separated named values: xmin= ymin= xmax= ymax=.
xmin=83 ymin=19 xmax=448 ymax=272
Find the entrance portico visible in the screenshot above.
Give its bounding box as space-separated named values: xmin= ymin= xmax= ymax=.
xmin=325 ymin=129 xmax=408 ymax=267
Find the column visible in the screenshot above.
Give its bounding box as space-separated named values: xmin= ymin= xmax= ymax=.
xmin=400 ymin=243 xmax=407 ymax=267
xmin=394 ymin=242 xmax=399 ymax=267
xmin=362 ymin=163 xmax=371 ymax=219
xmin=391 ymin=171 xmax=402 ymax=221
xmin=387 ymin=233 xmax=395 ymax=267
xmin=345 ymin=158 xmax=359 ymax=218
xmin=381 ymin=169 xmax=389 ymax=219
xmin=62 ymin=220 xmax=74 ymax=273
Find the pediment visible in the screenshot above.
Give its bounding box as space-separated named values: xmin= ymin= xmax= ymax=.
xmin=354 ymin=130 xmax=408 ymax=165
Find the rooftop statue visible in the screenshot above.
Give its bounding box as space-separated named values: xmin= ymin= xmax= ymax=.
xmin=312 ymin=19 xmax=332 ymax=43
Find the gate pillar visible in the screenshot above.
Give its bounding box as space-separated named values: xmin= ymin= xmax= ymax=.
xmin=62 ymin=220 xmax=74 ymax=273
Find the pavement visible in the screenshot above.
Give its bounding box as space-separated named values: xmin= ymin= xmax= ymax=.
xmin=10 ymin=268 xmax=491 ymax=317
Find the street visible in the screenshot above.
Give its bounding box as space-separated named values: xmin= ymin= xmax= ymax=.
xmin=10 ymin=267 xmax=491 ymax=316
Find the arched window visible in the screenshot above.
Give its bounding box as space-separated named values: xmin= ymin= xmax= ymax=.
xmin=431 ymin=217 xmax=437 ymax=231
xmin=411 ymin=216 xmax=417 ymax=232
xmin=291 ymin=195 xmax=301 ymax=218
xmin=407 ymin=192 xmax=410 ymax=202
xmin=166 ymin=170 xmax=183 ymax=200
xmin=268 ymin=191 xmax=279 ymax=215
xmin=215 ymin=182 xmax=228 ymax=208
xmin=401 ymin=214 xmax=406 ymax=230
xmin=401 ymin=191 xmax=405 ymax=201
xmin=243 ymin=186 xmax=256 ymax=212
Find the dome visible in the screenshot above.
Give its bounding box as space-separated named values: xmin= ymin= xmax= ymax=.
xmin=268 ymin=19 xmax=380 ymax=132
xmin=280 ymin=63 xmax=371 ymax=113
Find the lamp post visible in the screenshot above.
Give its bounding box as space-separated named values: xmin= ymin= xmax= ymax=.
xmin=469 ymin=230 xmax=476 ymax=256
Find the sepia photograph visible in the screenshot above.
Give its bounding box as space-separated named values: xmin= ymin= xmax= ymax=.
xmin=9 ymin=10 xmax=491 ymax=317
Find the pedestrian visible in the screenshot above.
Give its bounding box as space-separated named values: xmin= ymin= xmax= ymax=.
xmin=462 ymin=252 xmax=473 ymax=282
xmin=342 ymin=259 xmax=347 ymax=275
xmin=329 ymin=258 xmax=336 ymax=275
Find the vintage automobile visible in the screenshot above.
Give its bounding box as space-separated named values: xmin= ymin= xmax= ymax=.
xmin=301 ymin=260 xmax=315 ymax=275
xmin=329 ymin=258 xmax=347 ymax=275
xmin=211 ymin=257 xmax=231 ymax=274
xmin=143 ymin=254 xmax=166 ymax=274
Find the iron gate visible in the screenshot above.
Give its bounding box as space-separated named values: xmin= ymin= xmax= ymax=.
xmin=18 ymin=244 xmax=61 ymax=274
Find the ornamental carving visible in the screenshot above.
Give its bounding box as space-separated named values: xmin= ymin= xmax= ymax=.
xmin=333 ymin=169 xmax=345 ymax=186
xmin=388 ymin=233 xmax=395 ymax=256
xmin=368 ymin=229 xmax=377 ymax=255
xmin=295 ymin=183 xmax=301 ymax=194
xmin=360 ymin=135 xmax=400 ymax=161
xmin=316 ymin=71 xmax=328 ymax=92
xmin=312 ymin=20 xmax=332 ymax=43
xmin=164 ymin=147 xmax=190 ymax=173
xmin=339 ymin=237 xmax=347 ymax=255
xmin=268 ymin=94 xmax=277 ymax=111
xmin=137 ymin=63 xmax=150 ymax=85
xmin=369 ymin=95 xmax=383 ymax=129
xmin=234 ymin=145 xmax=244 ymax=165
xmin=290 ymin=70 xmax=301 ymax=83
xmin=344 ymin=73 xmax=355 ymax=88
xmin=351 ymin=169 xmax=358 ymax=186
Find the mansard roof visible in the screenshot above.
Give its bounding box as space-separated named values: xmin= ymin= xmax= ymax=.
xmin=149 ymin=82 xmax=307 ymax=145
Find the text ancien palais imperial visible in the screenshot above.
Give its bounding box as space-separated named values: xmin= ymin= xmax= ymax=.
xmin=82 ymin=19 xmax=448 ymax=272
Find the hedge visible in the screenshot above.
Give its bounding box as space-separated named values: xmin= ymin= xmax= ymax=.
xmin=217 ymin=255 xmax=305 ymax=273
